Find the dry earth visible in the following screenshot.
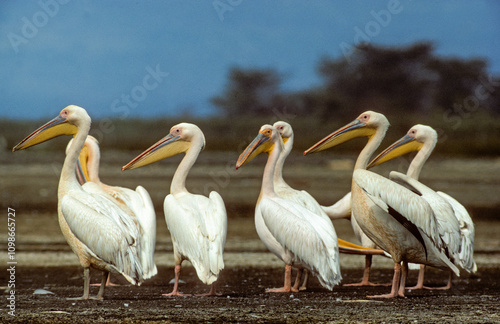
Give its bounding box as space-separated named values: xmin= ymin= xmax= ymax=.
xmin=1 ymin=154 xmax=500 ymax=322
xmin=1 ymin=215 xmax=500 ymax=323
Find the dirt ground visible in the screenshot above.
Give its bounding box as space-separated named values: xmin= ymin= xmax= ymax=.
xmin=1 ymin=215 xmax=500 ymax=323
xmin=1 ymin=155 xmax=500 ymax=323
xmin=2 ymin=265 xmax=500 ymax=323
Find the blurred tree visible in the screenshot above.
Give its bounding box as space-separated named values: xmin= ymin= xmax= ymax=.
xmin=427 ymin=57 xmax=497 ymax=112
xmin=316 ymin=42 xmax=499 ymax=119
xmin=211 ymin=43 xmax=499 ymax=124
xmin=317 ymin=42 xmax=437 ymax=118
xmin=211 ymin=67 xmax=283 ymax=118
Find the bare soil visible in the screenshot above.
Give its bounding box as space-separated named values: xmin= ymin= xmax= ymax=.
xmin=2 ymin=214 xmax=500 ymax=323
xmin=1 ymin=265 xmax=499 ymax=323
xmin=1 ymin=156 xmax=500 ymax=323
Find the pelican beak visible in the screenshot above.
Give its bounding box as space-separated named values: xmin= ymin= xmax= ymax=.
xmin=12 ymin=114 xmax=78 ymax=152
xmin=303 ymin=118 xmax=375 ymax=155
xmin=122 ymin=133 xmax=190 ymax=171
xmin=337 ymin=238 xmax=386 ymax=255
xmin=76 ymin=145 xmax=90 ymax=184
xmin=367 ymin=134 xmax=423 ymax=169
xmin=236 ymin=131 xmax=274 ymax=169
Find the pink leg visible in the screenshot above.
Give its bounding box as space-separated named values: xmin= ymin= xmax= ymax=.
xmin=406 ymin=264 xmax=425 ymax=290
xmin=367 ymin=262 xmax=402 ymax=299
xmin=292 ymin=269 xmax=302 ymax=292
xmin=90 ymin=274 xmax=120 ymax=287
xmin=163 ymin=264 xmax=192 ymax=297
xmin=266 ymin=265 xmax=294 ymax=293
xmin=398 ymin=262 xmax=408 ymax=297
xmin=299 ymin=270 xmax=309 ymax=291
xmin=344 ymin=255 xmax=390 ymax=287
xmin=425 ymin=271 xmax=453 ymax=290
xmin=407 ymin=265 xmax=453 ymax=290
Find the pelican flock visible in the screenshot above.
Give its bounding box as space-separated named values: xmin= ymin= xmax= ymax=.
xmin=304 ymin=111 xmax=461 ymax=298
xmin=11 ymin=105 xmax=476 ymax=300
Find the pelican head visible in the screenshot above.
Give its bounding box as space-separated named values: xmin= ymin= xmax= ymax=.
xmin=367 ymin=124 xmax=437 ymax=169
xmin=122 ymin=123 xmax=205 ymax=171
xmin=12 ymin=105 xmax=88 ymax=152
xmin=236 ymin=125 xmax=282 ymax=170
xmin=303 ymin=111 xmax=389 ymax=155
xmin=272 ymin=121 xmax=292 ymax=144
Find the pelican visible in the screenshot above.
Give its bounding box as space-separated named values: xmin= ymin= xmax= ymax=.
xmin=68 ymin=135 xmax=157 ymax=283
xmin=271 ymin=121 xmax=384 ymax=290
xmin=122 ymin=123 xmax=227 ymax=296
xmin=304 ymin=111 xmax=460 ymax=298
xmin=13 ymin=105 xmax=144 ymax=300
xmin=368 ymin=124 xmax=476 ymax=289
xmin=236 ymin=124 xmax=342 ymax=292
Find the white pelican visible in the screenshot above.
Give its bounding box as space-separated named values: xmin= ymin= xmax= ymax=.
xmin=304 ymin=111 xmax=460 ymax=298
xmin=122 ymin=123 xmax=227 ymax=296
xmin=68 ymin=136 xmax=157 ymax=283
xmin=272 ymin=121 xmax=384 ymax=290
xmin=236 ymin=124 xmax=342 ymax=293
xmin=368 ymin=124 xmax=476 ymax=289
xmin=13 ymin=105 xmax=144 ymax=300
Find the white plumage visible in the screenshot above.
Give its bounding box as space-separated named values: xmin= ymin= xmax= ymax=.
xmin=122 ymin=123 xmax=227 ymax=296
xmin=304 ymin=111 xmax=460 ymax=298
xmin=237 ymin=124 xmax=341 ymax=292
xmin=13 ymin=105 xmax=143 ymax=300
xmin=164 ymin=191 xmax=226 ymax=286
xmin=68 ymin=135 xmax=157 ymax=281
xmin=273 ymin=121 xmax=340 ymax=290
xmin=368 ymin=124 xmax=476 ymax=288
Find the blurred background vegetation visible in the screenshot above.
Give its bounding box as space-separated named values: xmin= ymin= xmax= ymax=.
xmin=2 ymin=42 xmax=499 ymax=158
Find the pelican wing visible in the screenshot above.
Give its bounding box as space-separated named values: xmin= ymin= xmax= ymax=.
xmin=133 ymin=185 xmax=157 ymax=238
xmin=437 ymin=191 xmax=477 ymax=273
xmin=206 ymin=191 xmax=228 ymax=272
xmin=164 ymin=192 xmax=226 ymax=285
xmin=389 ymin=171 xmax=462 ymax=263
xmin=259 ymin=196 xmax=341 ymax=290
xmin=353 ymin=169 xmax=442 ymax=250
xmin=114 ymin=185 xmax=157 ymax=279
xmin=134 ymin=185 xmax=158 ymax=278
xmin=81 ymin=182 xmax=139 ymax=242
xmin=60 ymin=188 xmax=142 ymax=284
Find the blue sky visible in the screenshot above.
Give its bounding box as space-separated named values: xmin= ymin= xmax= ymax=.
xmin=1 ymin=0 xmax=499 ymax=120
